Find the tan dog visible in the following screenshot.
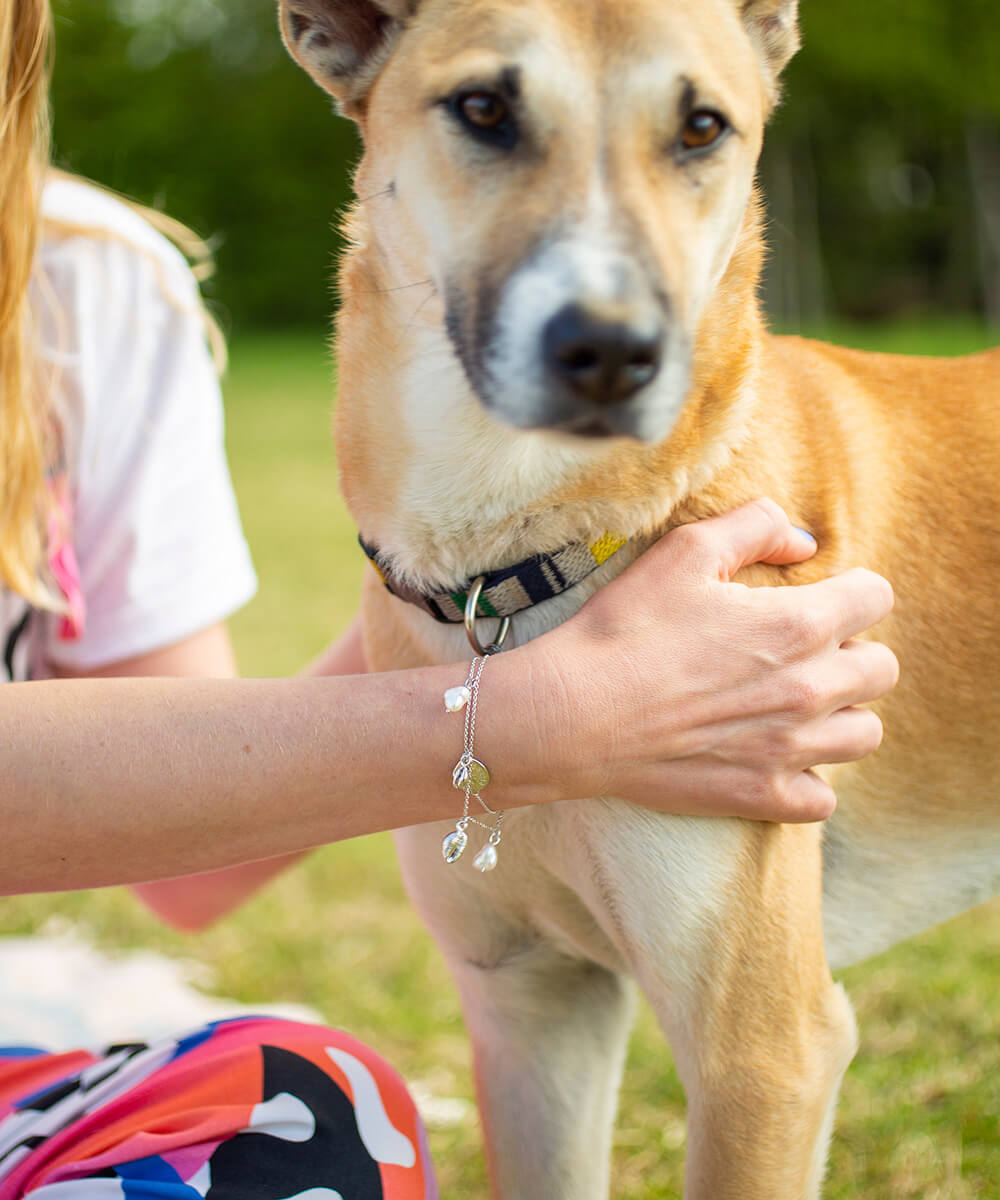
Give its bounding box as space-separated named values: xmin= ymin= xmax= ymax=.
xmin=279 ymin=0 xmax=1000 ymax=1194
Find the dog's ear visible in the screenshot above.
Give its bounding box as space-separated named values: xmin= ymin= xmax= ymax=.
xmin=278 ymin=0 xmax=417 ymax=115
xmin=738 ymin=0 xmax=800 ymax=91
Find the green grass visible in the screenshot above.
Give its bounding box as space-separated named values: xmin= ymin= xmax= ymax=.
xmin=784 ymin=316 xmax=998 ymax=358
xmin=222 ymin=330 xmax=365 ymax=676
xmin=2 ymin=318 xmax=998 ymax=1198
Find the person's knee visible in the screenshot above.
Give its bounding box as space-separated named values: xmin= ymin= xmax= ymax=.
xmin=211 ymin=1016 xmax=435 ymax=1198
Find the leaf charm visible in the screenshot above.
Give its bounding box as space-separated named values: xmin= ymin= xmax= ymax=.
xmin=442 ymin=828 xmax=468 ymax=864
xmin=452 ymin=757 xmax=491 ymax=792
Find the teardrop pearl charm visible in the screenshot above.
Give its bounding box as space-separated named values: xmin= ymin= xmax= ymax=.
xmin=473 ymin=843 xmax=498 ymax=873
xmin=442 ymin=828 xmax=468 ymax=864
xmin=444 ymin=686 xmax=471 ymax=713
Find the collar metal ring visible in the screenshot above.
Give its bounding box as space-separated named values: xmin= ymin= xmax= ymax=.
xmin=464 ymin=575 xmax=511 ymax=656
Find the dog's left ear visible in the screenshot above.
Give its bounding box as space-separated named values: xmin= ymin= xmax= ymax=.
xmin=278 ymin=0 xmax=418 ymax=116
xmin=738 ymin=0 xmax=800 ymax=94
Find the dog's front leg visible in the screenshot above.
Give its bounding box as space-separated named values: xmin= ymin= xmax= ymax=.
xmin=620 ymin=818 xmax=858 ymax=1200
xmin=454 ymin=945 xmax=633 ymax=1200
xmin=395 ymin=821 xmax=634 ymax=1200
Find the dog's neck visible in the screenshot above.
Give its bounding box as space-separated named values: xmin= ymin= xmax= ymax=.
xmin=334 ymin=199 xmax=768 ymax=591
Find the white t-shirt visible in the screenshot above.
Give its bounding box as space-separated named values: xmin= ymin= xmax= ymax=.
xmin=0 ymin=178 xmax=256 ymax=680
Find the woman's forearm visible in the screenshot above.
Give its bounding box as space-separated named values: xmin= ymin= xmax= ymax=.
xmin=3 ymin=654 xmax=556 ymax=895
xmin=132 ymin=616 xmax=373 ymax=929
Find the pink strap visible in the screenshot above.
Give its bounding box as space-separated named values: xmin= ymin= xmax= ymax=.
xmin=47 ymin=475 xmax=86 ymax=641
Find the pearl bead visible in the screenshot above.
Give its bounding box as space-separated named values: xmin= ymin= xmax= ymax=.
xmin=474 ymin=843 xmax=499 ymax=872
xmin=444 ymin=685 xmax=471 ymax=712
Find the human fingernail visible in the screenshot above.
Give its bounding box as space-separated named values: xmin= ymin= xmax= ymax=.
xmin=793 ymin=526 xmax=817 ymax=547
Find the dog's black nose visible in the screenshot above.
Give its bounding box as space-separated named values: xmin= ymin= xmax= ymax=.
xmin=543 ymin=303 xmax=663 ymax=406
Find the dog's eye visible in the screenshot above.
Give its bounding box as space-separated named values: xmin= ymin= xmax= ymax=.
xmin=458 ymin=91 xmax=508 ymax=130
xmin=446 ymin=89 xmax=519 ymax=150
xmin=681 ymin=110 xmax=728 ymax=153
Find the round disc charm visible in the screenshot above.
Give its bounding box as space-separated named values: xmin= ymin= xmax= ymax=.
xmin=453 ymin=757 xmax=490 ymax=792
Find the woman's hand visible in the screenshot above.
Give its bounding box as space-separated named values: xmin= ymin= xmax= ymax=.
xmin=534 ymin=499 xmax=899 ymax=822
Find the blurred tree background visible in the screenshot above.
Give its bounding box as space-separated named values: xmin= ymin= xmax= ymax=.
xmin=50 ymin=0 xmax=1000 ymax=334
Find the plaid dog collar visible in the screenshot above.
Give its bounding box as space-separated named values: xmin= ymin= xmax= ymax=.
xmin=360 ymin=532 xmax=629 ymax=624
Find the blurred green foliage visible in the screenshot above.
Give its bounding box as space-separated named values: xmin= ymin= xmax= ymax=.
xmin=51 ymin=0 xmax=359 ymax=331
xmin=765 ymin=0 xmax=1000 ymax=325
xmin=50 ymin=0 xmax=1000 ymax=332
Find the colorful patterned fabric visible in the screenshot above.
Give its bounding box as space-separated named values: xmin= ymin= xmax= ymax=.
xmin=360 ymin=532 xmax=628 ymax=624
xmin=0 ymin=1016 xmax=436 ymax=1200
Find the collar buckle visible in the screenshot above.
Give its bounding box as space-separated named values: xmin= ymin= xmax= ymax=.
xmin=464 ymin=576 xmax=512 ymax=656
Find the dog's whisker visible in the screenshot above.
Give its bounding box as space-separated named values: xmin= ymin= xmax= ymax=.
xmin=361 ymin=278 xmax=435 ymax=296
xmin=407 ymin=288 xmax=440 ymax=325
xmin=357 ymin=184 xmax=396 ymax=203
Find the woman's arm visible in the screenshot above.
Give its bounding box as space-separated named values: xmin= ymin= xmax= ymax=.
xmin=7 ymin=653 xmax=568 ymax=895
xmin=4 ymin=501 xmax=897 ymax=898
xmin=136 ymin=620 xmax=369 ymax=931
xmin=58 ymin=620 xmax=369 ymax=930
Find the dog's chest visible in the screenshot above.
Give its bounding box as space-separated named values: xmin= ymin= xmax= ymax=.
xmin=821 ymin=799 xmax=1000 ymax=971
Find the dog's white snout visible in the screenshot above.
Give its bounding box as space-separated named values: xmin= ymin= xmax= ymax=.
xmin=480 ymin=237 xmax=688 ymax=441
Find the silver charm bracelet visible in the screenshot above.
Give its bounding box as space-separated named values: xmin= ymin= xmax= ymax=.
xmin=440 ymin=577 xmax=509 ymax=873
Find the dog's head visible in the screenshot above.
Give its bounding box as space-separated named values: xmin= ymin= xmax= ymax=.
xmin=280 ymin=0 xmax=798 ymax=445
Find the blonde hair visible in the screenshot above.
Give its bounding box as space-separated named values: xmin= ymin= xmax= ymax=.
xmin=0 ymin=0 xmax=53 ymax=606
xmin=0 ymin=3 xmax=225 ymax=609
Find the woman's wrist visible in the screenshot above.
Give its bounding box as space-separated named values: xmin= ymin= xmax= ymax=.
xmin=466 ymin=638 xmax=604 ymax=812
